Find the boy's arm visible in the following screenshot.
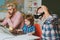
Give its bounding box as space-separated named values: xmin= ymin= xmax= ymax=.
xmin=27 ymin=31 xmax=35 ymax=35
xmin=27 ymin=26 xmax=35 ymax=35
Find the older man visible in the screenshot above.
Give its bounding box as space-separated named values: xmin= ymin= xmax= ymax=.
xmin=36 ymin=5 xmax=60 ymax=40
xmin=1 ymin=3 xmax=24 ymax=34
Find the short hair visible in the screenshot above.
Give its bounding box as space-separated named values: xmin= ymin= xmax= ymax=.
xmin=25 ymin=14 xmax=34 ymax=25
xmin=7 ymin=3 xmax=17 ymax=9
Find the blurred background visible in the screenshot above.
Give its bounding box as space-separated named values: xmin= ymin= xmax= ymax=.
xmin=0 ymin=0 xmax=60 ymax=19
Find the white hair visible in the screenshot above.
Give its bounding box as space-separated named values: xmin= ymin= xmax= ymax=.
xmin=7 ymin=3 xmax=17 ymax=9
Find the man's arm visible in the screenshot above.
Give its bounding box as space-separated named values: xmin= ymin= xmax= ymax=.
xmin=7 ymin=13 xmax=24 ymax=29
xmin=2 ymin=13 xmax=12 ymax=26
xmin=13 ymin=13 xmax=24 ymax=28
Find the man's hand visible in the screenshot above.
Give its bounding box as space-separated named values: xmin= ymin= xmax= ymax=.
xmin=9 ymin=26 xmax=14 ymax=32
xmin=0 ymin=23 xmax=5 ymax=27
xmin=6 ymin=13 xmax=12 ymax=18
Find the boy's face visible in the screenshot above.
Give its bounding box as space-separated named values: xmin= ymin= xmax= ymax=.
xmin=25 ymin=19 xmax=30 ymax=26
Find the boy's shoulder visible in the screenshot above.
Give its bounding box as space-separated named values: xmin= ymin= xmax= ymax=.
xmin=31 ymin=25 xmax=35 ymax=28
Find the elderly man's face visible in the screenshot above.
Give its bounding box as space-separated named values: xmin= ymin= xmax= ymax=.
xmin=7 ymin=6 xmax=14 ymax=15
xmin=37 ymin=8 xmax=45 ymax=19
xmin=38 ymin=8 xmax=43 ymax=14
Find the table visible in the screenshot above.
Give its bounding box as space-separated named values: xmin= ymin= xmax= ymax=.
xmin=4 ymin=34 xmax=40 ymax=40
xmin=0 ymin=26 xmax=40 ymax=40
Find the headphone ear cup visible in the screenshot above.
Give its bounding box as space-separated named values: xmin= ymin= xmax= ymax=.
xmin=34 ymin=15 xmax=39 ymax=19
xmin=34 ymin=12 xmax=45 ymax=19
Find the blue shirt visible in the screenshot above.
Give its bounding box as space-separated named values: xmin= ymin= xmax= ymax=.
xmin=22 ymin=24 xmax=35 ymax=34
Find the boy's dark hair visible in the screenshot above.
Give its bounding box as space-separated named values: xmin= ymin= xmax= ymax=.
xmin=25 ymin=14 xmax=34 ymax=25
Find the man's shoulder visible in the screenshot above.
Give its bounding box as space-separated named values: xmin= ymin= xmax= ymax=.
xmin=16 ymin=11 xmax=22 ymax=15
xmin=17 ymin=11 xmax=21 ymax=13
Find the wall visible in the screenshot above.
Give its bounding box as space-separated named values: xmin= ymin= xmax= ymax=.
xmin=24 ymin=0 xmax=42 ymax=14
xmin=42 ymin=0 xmax=60 ymax=18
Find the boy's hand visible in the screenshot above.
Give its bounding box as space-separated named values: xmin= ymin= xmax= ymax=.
xmin=17 ymin=29 xmax=23 ymax=31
